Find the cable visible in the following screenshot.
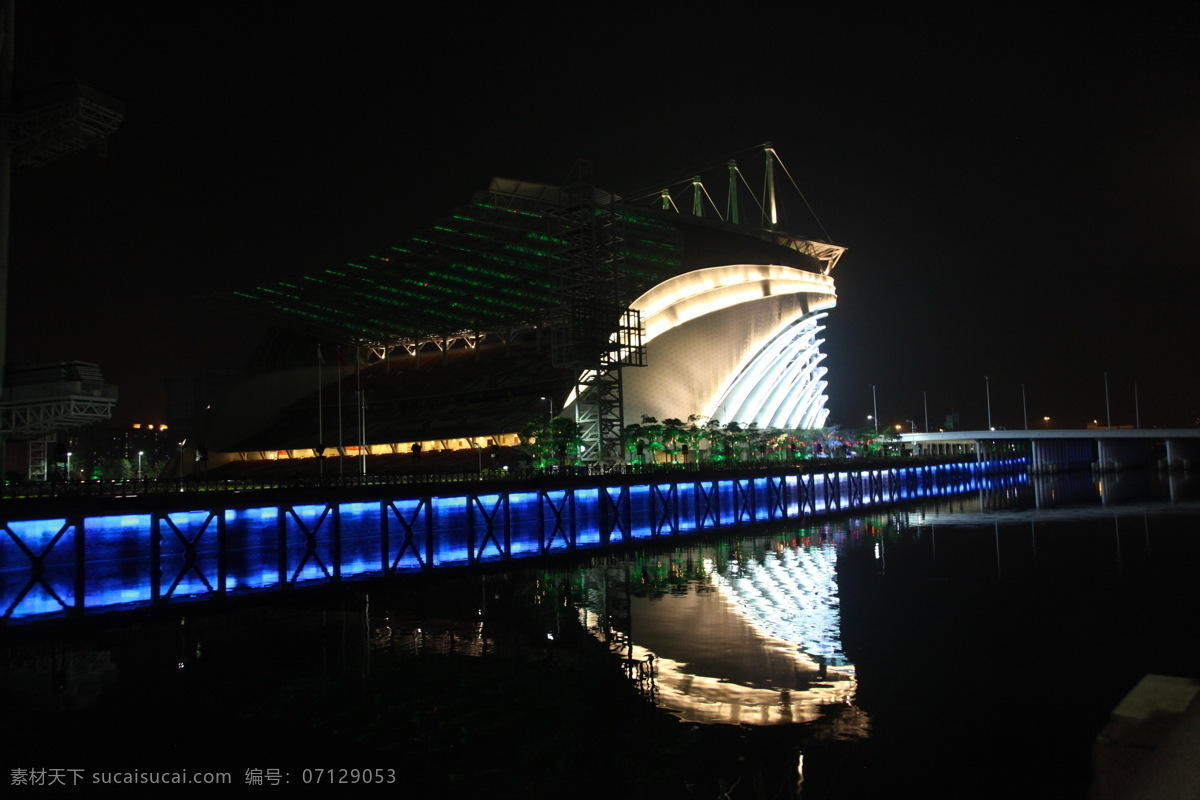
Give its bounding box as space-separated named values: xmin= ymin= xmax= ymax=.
xmin=773 ymin=150 xmax=835 ymax=243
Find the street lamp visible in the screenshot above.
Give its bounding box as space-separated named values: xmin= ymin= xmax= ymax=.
xmin=870 ymin=385 xmax=878 ymax=433
xmin=1104 ymin=372 xmax=1112 ymax=429
xmin=66 ymin=451 xmax=72 ymax=481
xmin=984 ymin=376 xmax=993 ymax=431
xmin=137 ymin=451 xmax=144 ymax=480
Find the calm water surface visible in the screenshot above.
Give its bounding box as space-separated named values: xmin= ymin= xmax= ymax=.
xmin=2 ymin=469 xmax=1198 ymax=798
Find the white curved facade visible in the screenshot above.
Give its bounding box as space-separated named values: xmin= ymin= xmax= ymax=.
xmin=618 ymin=264 xmax=836 ymax=428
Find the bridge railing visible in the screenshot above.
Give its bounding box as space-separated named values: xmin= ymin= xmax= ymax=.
xmin=1 ymin=454 xmax=982 ymax=502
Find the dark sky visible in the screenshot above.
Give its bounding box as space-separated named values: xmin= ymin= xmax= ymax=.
xmin=8 ymin=3 xmax=1199 ymax=431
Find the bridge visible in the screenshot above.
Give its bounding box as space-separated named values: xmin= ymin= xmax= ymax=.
xmin=898 ymin=429 xmax=1200 ymax=473
xmin=0 ymin=459 xmax=1025 ymax=623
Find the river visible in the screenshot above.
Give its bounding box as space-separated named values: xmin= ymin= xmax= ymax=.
xmin=1 ymin=468 xmax=1197 ymax=798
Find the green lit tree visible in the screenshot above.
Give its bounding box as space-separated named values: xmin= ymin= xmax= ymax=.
xmin=520 ymin=415 xmax=584 ymax=468
xmin=624 ymin=423 xmax=649 ymax=464
xmin=662 ymin=418 xmax=685 ymax=463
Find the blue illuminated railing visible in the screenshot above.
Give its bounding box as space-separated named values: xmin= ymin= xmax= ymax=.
xmin=0 ymin=459 xmax=1025 ymax=621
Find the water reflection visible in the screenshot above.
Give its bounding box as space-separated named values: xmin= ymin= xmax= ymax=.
xmin=573 ymin=530 xmax=867 ymax=735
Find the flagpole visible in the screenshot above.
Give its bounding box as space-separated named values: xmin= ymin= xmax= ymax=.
xmin=338 ymin=346 xmax=344 ymax=477
xmin=317 ymin=345 xmax=324 ymax=479
xmin=357 ymin=346 xmax=366 ymax=477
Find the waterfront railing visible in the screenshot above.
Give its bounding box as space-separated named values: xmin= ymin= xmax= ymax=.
xmin=2 ymin=454 xmax=980 ymax=502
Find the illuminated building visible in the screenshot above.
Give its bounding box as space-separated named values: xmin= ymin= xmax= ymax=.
xmin=206 ymin=155 xmax=843 ymax=468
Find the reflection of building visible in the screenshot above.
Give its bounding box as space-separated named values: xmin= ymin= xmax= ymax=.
xmin=713 ymin=546 xmax=850 ymax=669
xmin=579 ymin=544 xmax=867 ymax=732
xmin=204 ymin=157 xmax=842 ymax=470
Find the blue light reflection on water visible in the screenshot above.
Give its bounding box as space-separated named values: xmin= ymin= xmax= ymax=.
xmin=0 ymin=462 xmax=1025 ymax=619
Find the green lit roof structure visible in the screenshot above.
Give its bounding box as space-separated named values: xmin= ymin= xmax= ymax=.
xmin=220 ymin=177 xmax=833 ymax=351
xmin=224 ymin=179 xmax=690 ymax=350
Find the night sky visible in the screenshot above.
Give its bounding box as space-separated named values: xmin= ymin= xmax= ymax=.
xmin=9 ymin=3 xmax=1198 ymax=432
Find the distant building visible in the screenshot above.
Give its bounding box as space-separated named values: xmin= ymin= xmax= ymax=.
xmin=0 ymin=361 xmax=118 ymax=481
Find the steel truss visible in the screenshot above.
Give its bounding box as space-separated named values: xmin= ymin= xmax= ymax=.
xmin=0 ymin=393 xmax=118 ymax=436
xmin=27 ymin=437 xmax=49 ymax=482
xmin=361 ymin=329 xmax=509 ymax=360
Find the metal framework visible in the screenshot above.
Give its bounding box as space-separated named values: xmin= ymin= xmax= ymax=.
xmin=0 ymin=363 xmax=118 ymax=439
xmin=638 ymin=144 xmax=848 ymax=274
xmin=548 ymin=165 xmax=645 ymax=465
xmin=1 ymin=363 xmax=119 ymax=481
xmin=5 ymin=81 xmax=124 ymax=168
xmin=26 ymin=436 xmax=48 ymax=481
xmin=0 ymin=391 xmax=118 ymax=436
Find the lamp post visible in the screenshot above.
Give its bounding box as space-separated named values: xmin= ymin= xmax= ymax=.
xmin=137 ymin=450 xmax=143 ymax=480
xmin=870 ymin=385 xmax=878 ymax=433
xmin=923 ymin=391 xmax=929 ymax=434
xmin=1104 ymin=372 xmax=1112 ymax=429
xmin=984 ymin=376 xmax=993 ymax=430
xmin=65 ymin=451 xmax=72 ymax=481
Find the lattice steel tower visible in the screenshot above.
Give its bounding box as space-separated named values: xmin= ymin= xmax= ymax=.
xmin=0 ymin=1 xmax=122 ymax=476
xmin=549 ymin=162 xmax=645 ymax=466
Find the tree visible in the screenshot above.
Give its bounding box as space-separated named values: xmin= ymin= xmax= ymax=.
xmin=624 ymin=423 xmax=649 ymax=464
xmin=519 ymin=415 xmax=584 ymax=468
xmin=662 ymin=418 xmax=685 ymax=462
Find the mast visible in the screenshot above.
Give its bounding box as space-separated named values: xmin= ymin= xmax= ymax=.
xmin=764 ymin=142 xmax=778 ymax=230
xmin=727 ymin=159 xmax=739 ymax=225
